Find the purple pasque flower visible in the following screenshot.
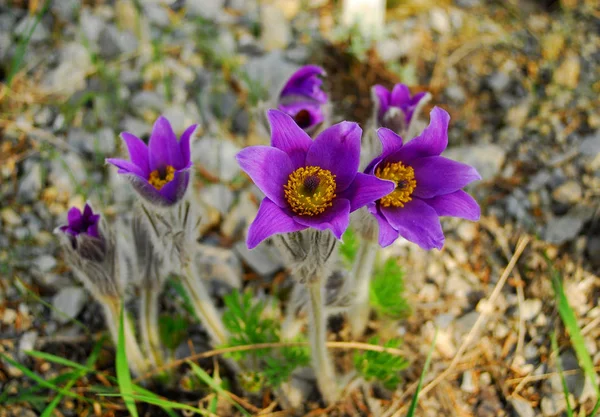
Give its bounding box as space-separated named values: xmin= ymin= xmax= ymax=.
xmin=372 ymin=83 xmax=429 ymax=133
xmin=59 ymin=203 xmax=101 ymax=242
xmin=237 ymin=109 xmax=394 ymax=249
xmin=106 ymin=116 xmax=197 ymax=207
xmin=278 ymin=65 xmax=328 ymax=132
xmin=57 ymin=203 xmax=107 ymax=262
xmin=365 ymin=107 xmax=481 ymax=250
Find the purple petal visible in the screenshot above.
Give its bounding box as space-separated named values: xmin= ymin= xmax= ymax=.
xmin=106 ymin=158 xmax=147 ymax=178
xmin=267 ymin=109 xmax=313 ymax=168
xmin=412 ymin=156 xmax=481 ymax=199
xmin=422 ymin=190 xmax=480 ymax=221
xmin=377 ymin=128 xmax=404 ymax=157
xmin=367 ymin=204 xmax=399 ymax=247
xmin=381 ymin=199 xmax=444 ymax=250
xmin=148 ymin=116 xmax=183 ymax=171
xmin=157 ymin=169 xmax=191 ymax=205
xmin=305 ymin=122 xmax=361 ymax=192
xmin=247 ymin=198 xmax=307 ymax=249
xmin=67 ymin=206 xmax=83 ymax=229
xmin=82 ymin=204 xmax=94 ymax=220
xmin=122 ymin=173 xmax=177 ymax=207
xmin=236 ymin=146 xmax=294 ymax=207
xmin=364 ymin=155 xmax=384 ymax=176
xmin=280 ymin=65 xmax=327 ymax=103
xmin=386 ymin=107 xmax=450 ymax=164
xmin=390 ymin=84 xmax=411 ymax=107
xmin=372 ymin=85 xmax=390 ymax=120
xmin=179 ymin=124 xmax=197 ymax=166
xmin=277 ymin=102 xmax=324 ymax=132
xmin=120 ymin=132 xmax=150 ymax=175
xmin=293 ymin=198 xmax=351 ymax=239
xmin=339 ymin=173 xmax=395 ymax=211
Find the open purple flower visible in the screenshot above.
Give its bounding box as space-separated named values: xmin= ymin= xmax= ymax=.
xmin=365 ymin=107 xmax=481 ymax=249
xmin=278 ymin=65 xmax=328 ymax=132
xmin=237 ymin=109 xmax=394 ymax=249
xmin=372 ymin=83 xmax=429 ymax=133
xmin=106 ymin=116 xmax=197 ymax=207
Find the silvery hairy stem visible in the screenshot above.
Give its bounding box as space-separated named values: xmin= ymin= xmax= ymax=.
xmin=274 ymin=230 xmax=340 ymax=404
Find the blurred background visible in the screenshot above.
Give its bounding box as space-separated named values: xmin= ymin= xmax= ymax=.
xmin=0 ymin=0 xmax=599 ymax=416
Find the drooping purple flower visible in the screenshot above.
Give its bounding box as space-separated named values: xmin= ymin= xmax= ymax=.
xmin=278 ymin=65 xmax=328 ymax=132
xmin=237 ymin=109 xmax=394 ymax=249
xmin=57 ymin=203 xmax=107 ymax=262
xmin=365 ymin=107 xmax=481 ymax=250
xmin=106 ymin=116 xmax=197 ymax=207
xmin=372 ymin=83 xmax=429 ymax=133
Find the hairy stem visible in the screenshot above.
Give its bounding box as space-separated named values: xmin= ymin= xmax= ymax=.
xmin=181 ymin=262 xmax=228 ymax=346
xmin=140 ymin=285 xmax=165 ymax=368
xmin=307 ymin=279 xmax=339 ymax=405
xmin=348 ymin=240 xmax=378 ymax=337
xmin=101 ymin=297 xmax=149 ymax=376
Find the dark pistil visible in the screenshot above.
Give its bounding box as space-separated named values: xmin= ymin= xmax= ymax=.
xmin=294 ymin=109 xmax=312 ymax=129
xmin=303 ymin=175 xmax=321 ymax=194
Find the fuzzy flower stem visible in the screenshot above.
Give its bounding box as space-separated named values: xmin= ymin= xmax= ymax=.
xmin=348 ymin=239 xmax=379 ymax=337
xmin=181 ymin=262 xmax=228 ymax=346
xmin=101 ymin=297 xmax=149 ymax=376
xmin=140 ymin=285 xmax=165 ymax=368
xmin=307 ymin=278 xmax=339 ymax=405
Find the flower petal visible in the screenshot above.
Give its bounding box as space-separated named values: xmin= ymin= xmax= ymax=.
xmin=67 ymin=206 xmax=83 ymax=229
xmin=377 ymin=127 xmax=404 ymax=157
xmin=179 ymin=124 xmax=197 ymax=166
xmin=121 ymin=173 xmax=175 ymax=207
xmin=412 ymin=156 xmax=481 ymax=199
xmin=381 ymin=199 xmax=444 ymax=250
xmin=106 ymin=158 xmax=147 ymax=177
xmin=280 ymin=65 xmax=327 ymax=103
xmin=293 ymin=198 xmax=351 ymax=239
xmin=422 ymin=190 xmax=481 ymax=221
xmin=158 ymin=169 xmax=191 ymax=206
xmin=387 ymin=107 xmax=450 ymax=163
xmin=247 ymin=198 xmax=307 ymax=249
xmin=390 ymin=84 xmax=411 ymax=107
xmin=372 ymin=85 xmax=390 ymax=120
xmin=267 ymin=109 xmax=313 ymax=167
xmin=367 ymin=204 xmax=399 ymax=247
xmin=148 ymin=116 xmax=183 ymax=170
xmin=236 ymin=146 xmax=294 ymax=207
xmin=339 ymin=173 xmax=395 ymax=212
xmin=305 ymin=122 xmax=361 ymax=192
xmin=120 ymin=132 xmax=150 ymax=175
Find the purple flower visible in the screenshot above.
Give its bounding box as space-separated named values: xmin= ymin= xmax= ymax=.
xmin=278 ymin=65 xmax=328 ymax=132
xmin=372 ymin=84 xmax=428 ymax=133
xmin=365 ymin=107 xmax=481 ymax=250
xmin=57 ymin=203 xmax=107 ymax=262
xmin=106 ymin=116 xmax=197 ymax=207
xmin=59 ymin=203 xmax=101 ymax=241
xmin=237 ymin=109 xmax=394 ymax=249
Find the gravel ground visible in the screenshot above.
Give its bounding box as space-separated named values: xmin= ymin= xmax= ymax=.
xmin=0 ymin=0 xmax=599 ymax=416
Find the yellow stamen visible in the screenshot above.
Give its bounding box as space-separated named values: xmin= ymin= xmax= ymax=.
xmin=375 ymin=161 xmax=417 ymax=207
xmin=284 ymin=166 xmax=337 ymax=216
xmin=148 ymin=165 xmax=175 ymax=190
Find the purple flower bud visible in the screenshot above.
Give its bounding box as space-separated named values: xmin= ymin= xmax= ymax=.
xmin=58 ymin=203 xmax=105 ymax=261
xmin=372 ymin=84 xmax=429 ymax=134
xmin=278 ymin=65 xmax=328 ymax=132
xmin=236 ymin=109 xmax=394 ymax=249
xmin=106 ymin=116 xmax=197 ymax=207
xmin=365 ymin=107 xmax=482 ymax=249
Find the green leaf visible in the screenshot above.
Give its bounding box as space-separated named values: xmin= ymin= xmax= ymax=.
xmin=354 ymin=337 xmax=409 ymax=390
xmin=370 ymin=258 xmax=410 ymax=319
xmin=159 ymin=314 xmax=189 ymax=350
xmin=406 ymin=329 xmax=437 ymax=417
xmin=263 ymin=343 xmax=310 ymax=389
xmin=339 ymin=228 xmax=360 ymax=266
xmin=116 ymin=306 xmax=139 ymax=417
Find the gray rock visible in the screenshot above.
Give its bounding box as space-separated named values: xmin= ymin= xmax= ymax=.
xmin=487 ymin=72 xmax=511 ymax=93
xmin=455 ymin=311 xmax=479 ymax=335
xmin=186 ymin=0 xmax=226 ymax=19
xmin=540 ymin=394 xmax=567 ymax=416
xmin=580 ymin=132 xmax=600 ymax=157
xmin=15 ymin=15 xmax=50 ymax=42
xmin=80 ymin=8 xmax=105 ymax=47
xmin=144 ymin=3 xmax=170 ymax=27
xmin=131 ymin=91 xmax=165 ymax=117
xmin=586 ymin=236 xmax=600 ymax=267
xmin=0 ymin=32 xmax=10 ymax=61
xmin=1 ymin=208 xmax=22 ymax=227
xmin=43 ymin=43 xmax=92 ymax=95
xmin=521 ymin=299 xmax=542 ymax=321
xmin=544 ymin=215 xmax=584 ymax=244
xmin=200 ymin=184 xmax=234 ymax=215
xmin=243 ymin=51 xmax=297 ymax=97
xmin=121 ymin=117 xmax=152 ymax=137
xmin=510 ymin=397 xmax=535 ymax=417
xmin=51 ymin=0 xmax=80 ymax=21
xmin=260 ymin=3 xmax=291 ymax=51
xmin=49 ymin=153 xmax=87 ymax=196
xmin=33 ymin=255 xmax=57 ymax=273
xmin=443 ymin=144 xmax=506 ymax=181
xmin=460 ymin=370 xmax=476 ymax=393
xmin=233 ymin=241 xmax=284 ymax=276
xmin=528 ymin=170 xmax=552 ymax=191
xmin=193 ymin=138 xmax=241 ymax=182
xmin=18 ymin=331 xmax=38 ymax=359
xmin=18 ymin=160 xmax=42 ymax=202
xmin=52 ymin=287 xmax=87 ymax=324
xmin=96 ymin=127 xmax=117 ymax=155
xmin=445 ymin=85 xmax=466 ymax=103
xmin=67 ymin=128 xmax=96 ymax=154
xmin=552 ymin=181 xmax=582 ymax=205
xmin=195 ymin=244 xmax=242 ymax=290
xmin=34 ymin=106 xmax=54 ymax=126
xmin=98 ymin=26 xmax=138 ymax=59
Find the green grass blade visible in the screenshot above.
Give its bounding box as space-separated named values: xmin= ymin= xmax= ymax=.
xmin=551 ymin=332 xmax=574 ymax=417
xmin=548 ymin=259 xmax=600 ymax=407
xmin=116 ymin=306 xmax=139 ymax=417
xmin=406 ymin=329 xmax=438 ymax=417
xmin=187 ymin=360 xmax=251 ymax=417
xmin=25 ymin=350 xmax=91 ymax=372
xmin=1 ymin=372 xmax=80 ymax=404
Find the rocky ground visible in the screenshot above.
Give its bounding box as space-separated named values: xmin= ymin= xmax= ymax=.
xmin=0 ymin=0 xmax=599 ymax=416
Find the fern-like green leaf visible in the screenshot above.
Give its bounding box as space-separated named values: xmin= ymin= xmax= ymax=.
xmin=340 ymin=228 xmax=360 ymax=266
xmin=354 ymin=337 xmax=409 ymax=390
xmin=370 ymin=258 xmax=410 ymax=319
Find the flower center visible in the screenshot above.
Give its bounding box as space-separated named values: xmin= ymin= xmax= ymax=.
xmin=294 ymin=109 xmax=312 ymax=129
xmin=284 ymin=166 xmax=336 ymax=216
xmin=375 ymin=161 xmax=417 ymax=207
xmin=148 ymin=165 xmax=175 ymax=190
